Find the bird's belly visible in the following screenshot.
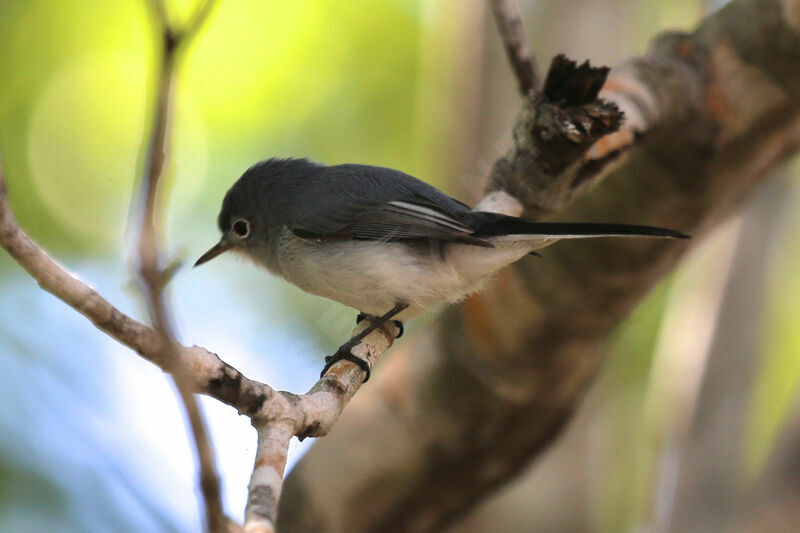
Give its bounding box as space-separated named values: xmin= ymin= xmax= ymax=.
xmin=277 ymin=239 xmax=485 ymax=319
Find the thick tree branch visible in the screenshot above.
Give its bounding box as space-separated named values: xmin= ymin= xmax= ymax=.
xmin=484 ymin=54 xmax=622 ymax=218
xmin=4 ymin=0 xmax=798 ymax=529
xmin=279 ymin=0 xmax=800 ymax=531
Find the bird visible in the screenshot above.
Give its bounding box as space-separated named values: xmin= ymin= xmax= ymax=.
xmin=195 ymin=157 xmax=689 ymax=380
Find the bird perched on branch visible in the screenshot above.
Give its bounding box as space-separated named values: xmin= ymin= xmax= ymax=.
xmin=195 ymin=158 xmax=689 ymax=380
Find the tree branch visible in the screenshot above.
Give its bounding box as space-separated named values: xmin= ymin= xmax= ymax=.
xmin=181 ymin=0 xmax=218 ymax=44
xmin=0 ymin=0 xmax=399 ymax=528
xmin=0 ymin=159 xmax=397 ymax=421
xmin=0 ymin=153 xmax=400 ymax=526
xmin=243 ymin=421 xmax=293 ymax=533
xmin=490 ymin=0 xmax=539 ymax=98
xmin=5 ymin=0 xmax=798 ymax=529
xmin=136 ymin=1 xmax=226 ymax=531
xmin=278 ymin=0 xmax=800 ymax=530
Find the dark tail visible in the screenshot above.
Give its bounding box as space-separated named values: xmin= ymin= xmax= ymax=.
xmin=469 ymin=212 xmax=690 ymax=240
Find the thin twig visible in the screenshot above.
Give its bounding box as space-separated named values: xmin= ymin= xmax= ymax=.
xmin=145 ymin=0 xmax=168 ymax=29
xmin=490 ymin=0 xmax=539 ymax=98
xmin=182 ymin=0 xmax=218 ymax=44
xmin=135 ymin=1 xmax=225 ymax=531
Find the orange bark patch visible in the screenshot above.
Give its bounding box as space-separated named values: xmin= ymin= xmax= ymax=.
xmin=677 ymin=39 xmax=695 ymax=58
xmin=706 ymin=82 xmax=732 ymax=121
xmin=461 ymin=293 xmax=494 ymax=353
xmin=784 ymin=0 xmax=800 ymax=32
xmin=256 ymin=450 xmax=288 ymax=473
xmin=707 ymin=40 xmax=737 ymax=122
xmin=461 ymin=269 xmax=520 ymax=352
xmin=601 ymin=76 xmax=639 ymax=98
xmin=585 ymin=129 xmax=635 ymax=161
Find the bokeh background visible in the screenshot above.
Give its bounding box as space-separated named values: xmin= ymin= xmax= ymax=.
xmin=0 ymin=0 xmax=798 ymax=531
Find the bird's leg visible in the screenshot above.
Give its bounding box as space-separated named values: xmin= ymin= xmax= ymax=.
xmin=357 ymin=312 xmax=401 ymax=337
xmin=321 ymin=302 xmax=409 ymax=382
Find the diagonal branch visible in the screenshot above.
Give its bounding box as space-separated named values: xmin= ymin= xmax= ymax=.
xmin=277 ymin=0 xmax=800 ymax=530
xmin=11 ymin=0 xmax=793 ymax=529
xmin=490 ymin=0 xmax=539 ymax=98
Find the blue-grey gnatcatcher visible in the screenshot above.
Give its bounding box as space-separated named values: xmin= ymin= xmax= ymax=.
xmin=195 ymin=158 xmax=689 ymax=379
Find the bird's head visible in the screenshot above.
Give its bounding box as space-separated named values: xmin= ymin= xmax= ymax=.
xmin=194 ymin=157 xmax=320 ymax=267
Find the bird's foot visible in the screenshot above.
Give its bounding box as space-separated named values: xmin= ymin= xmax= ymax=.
xmin=322 ymin=307 xmax=407 ymax=382
xmin=320 ymin=340 xmax=371 ymax=382
xmin=357 ymin=313 xmax=403 ymax=339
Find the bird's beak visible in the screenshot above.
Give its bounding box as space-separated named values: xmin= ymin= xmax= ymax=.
xmin=194 ymin=238 xmax=233 ymax=267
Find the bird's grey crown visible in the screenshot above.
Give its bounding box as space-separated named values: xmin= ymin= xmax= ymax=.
xmin=217 ymin=157 xmax=324 ymax=233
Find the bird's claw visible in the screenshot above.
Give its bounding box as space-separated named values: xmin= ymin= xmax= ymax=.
xmin=320 ymin=342 xmax=371 ymax=382
xmin=321 ymin=311 xmax=405 ymax=382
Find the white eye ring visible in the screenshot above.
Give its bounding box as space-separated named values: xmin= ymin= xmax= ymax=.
xmin=231 ymin=218 xmax=250 ymax=239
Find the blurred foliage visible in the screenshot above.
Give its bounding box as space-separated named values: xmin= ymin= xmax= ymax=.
xmin=0 ymin=0 xmax=798 ymax=531
xmin=745 ymin=172 xmax=800 ymax=481
xmin=0 ymin=0 xmax=434 ymax=255
xmin=593 ymin=281 xmax=673 ymax=531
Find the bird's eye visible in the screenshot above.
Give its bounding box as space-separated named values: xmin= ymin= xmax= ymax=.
xmin=231 ymin=218 xmax=250 ymax=239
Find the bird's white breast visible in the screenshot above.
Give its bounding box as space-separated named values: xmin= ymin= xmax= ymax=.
xmin=273 ymin=229 xmax=541 ymax=319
